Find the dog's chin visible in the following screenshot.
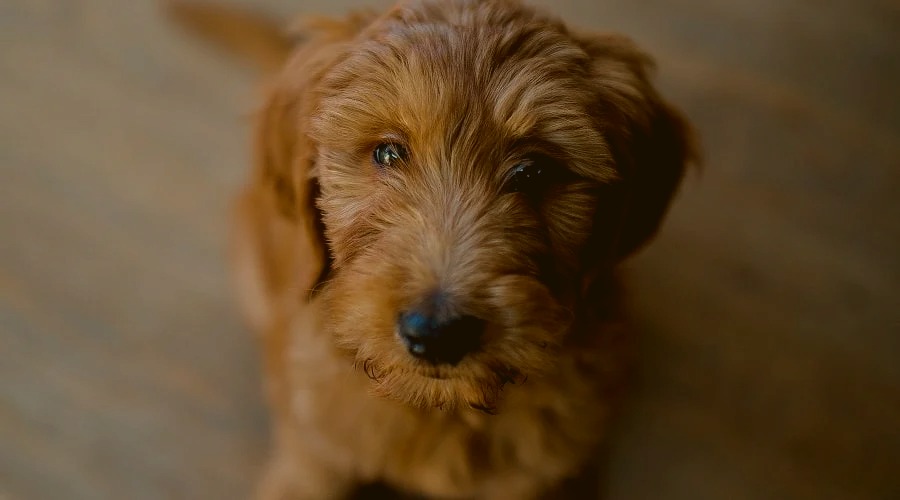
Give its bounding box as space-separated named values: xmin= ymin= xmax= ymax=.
xmin=344 ymin=334 xmax=564 ymax=413
xmin=360 ymin=356 xmax=524 ymax=413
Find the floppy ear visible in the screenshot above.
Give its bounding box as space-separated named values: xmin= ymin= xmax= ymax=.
xmin=249 ymin=72 xmax=327 ymax=290
xmin=232 ymin=16 xmax=371 ymax=328
xmin=579 ymin=34 xmax=697 ymax=264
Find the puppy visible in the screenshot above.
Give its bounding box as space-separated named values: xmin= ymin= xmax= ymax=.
xmin=170 ymin=0 xmax=694 ymax=497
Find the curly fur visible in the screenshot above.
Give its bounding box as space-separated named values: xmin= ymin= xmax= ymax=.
xmin=174 ymin=0 xmax=695 ymax=497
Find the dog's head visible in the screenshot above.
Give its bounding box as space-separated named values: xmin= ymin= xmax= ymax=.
xmin=257 ymin=0 xmax=694 ymax=412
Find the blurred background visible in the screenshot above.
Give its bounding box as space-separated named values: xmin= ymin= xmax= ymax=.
xmin=1 ymin=0 xmax=898 ymax=499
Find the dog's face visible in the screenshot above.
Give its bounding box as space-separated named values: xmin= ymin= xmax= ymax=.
xmin=261 ymin=0 xmax=692 ymax=412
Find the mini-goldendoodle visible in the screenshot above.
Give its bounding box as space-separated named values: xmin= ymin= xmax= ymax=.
xmin=170 ymin=0 xmax=694 ymax=497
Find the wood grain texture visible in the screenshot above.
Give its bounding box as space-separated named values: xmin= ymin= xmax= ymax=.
xmin=1 ymin=0 xmax=898 ymax=499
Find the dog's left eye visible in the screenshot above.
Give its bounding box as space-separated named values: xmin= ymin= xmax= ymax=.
xmin=373 ymin=143 xmax=407 ymax=168
xmin=506 ymin=155 xmax=555 ymax=195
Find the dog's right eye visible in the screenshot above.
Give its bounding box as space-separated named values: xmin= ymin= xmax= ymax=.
xmin=373 ymin=143 xmax=407 ymax=168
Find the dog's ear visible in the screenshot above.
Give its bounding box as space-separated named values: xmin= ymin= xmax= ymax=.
xmin=244 ymin=17 xmax=374 ymax=301
xmin=254 ymin=77 xmax=317 ymax=224
xmin=578 ymin=34 xmax=697 ymax=266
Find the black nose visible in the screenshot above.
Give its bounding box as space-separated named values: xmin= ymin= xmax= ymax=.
xmin=397 ymin=308 xmax=485 ymax=365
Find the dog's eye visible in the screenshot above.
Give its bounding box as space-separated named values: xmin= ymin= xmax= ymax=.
xmin=373 ymin=143 xmax=407 ymax=168
xmin=506 ymin=155 xmax=555 ymax=195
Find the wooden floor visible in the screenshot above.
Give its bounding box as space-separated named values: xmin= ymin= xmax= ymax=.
xmin=1 ymin=1 xmax=898 ymax=499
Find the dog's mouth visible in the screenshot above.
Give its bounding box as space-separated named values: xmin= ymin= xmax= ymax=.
xmin=356 ymin=345 xmax=530 ymax=413
xmin=417 ymin=367 xmax=451 ymax=380
xmin=407 ymin=361 xmax=458 ymax=380
xmin=356 ymin=304 xmax=557 ymax=411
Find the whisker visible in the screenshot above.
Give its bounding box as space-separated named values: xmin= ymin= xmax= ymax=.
xmin=306 ymin=276 xmax=336 ymax=298
xmin=469 ymin=403 xmax=497 ymax=415
xmin=363 ymin=358 xmax=383 ymax=382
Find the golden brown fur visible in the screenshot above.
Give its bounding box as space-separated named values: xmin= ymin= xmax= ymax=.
xmin=171 ymin=0 xmax=694 ymax=497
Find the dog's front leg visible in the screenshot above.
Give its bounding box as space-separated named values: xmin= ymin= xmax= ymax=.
xmin=253 ymin=307 xmax=358 ymax=499
xmin=480 ymin=461 xmax=603 ymax=500
xmin=255 ymin=443 xmax=357 ymax=500
xmin=477 ymin=475 xmax=548 ymax=500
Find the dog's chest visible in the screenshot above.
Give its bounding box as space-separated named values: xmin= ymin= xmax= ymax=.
xmin=283 ymin=303 xmax=622 ymax=496
xmin=291 ymin=347 xmax=610 ymax=497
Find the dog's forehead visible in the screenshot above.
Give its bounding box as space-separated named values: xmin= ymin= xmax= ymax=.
xmin=316 ymin=7 xmax=609 ymax=170
xmin=386 ymin=22 xmax=590 ymax=133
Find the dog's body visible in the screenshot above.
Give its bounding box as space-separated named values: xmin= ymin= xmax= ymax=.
xmin=171 ymin=0 xmax=693 ymax=497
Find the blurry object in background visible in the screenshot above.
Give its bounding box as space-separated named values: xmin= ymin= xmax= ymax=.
xmin=165 ymin=0 xmax=292 ymax=72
